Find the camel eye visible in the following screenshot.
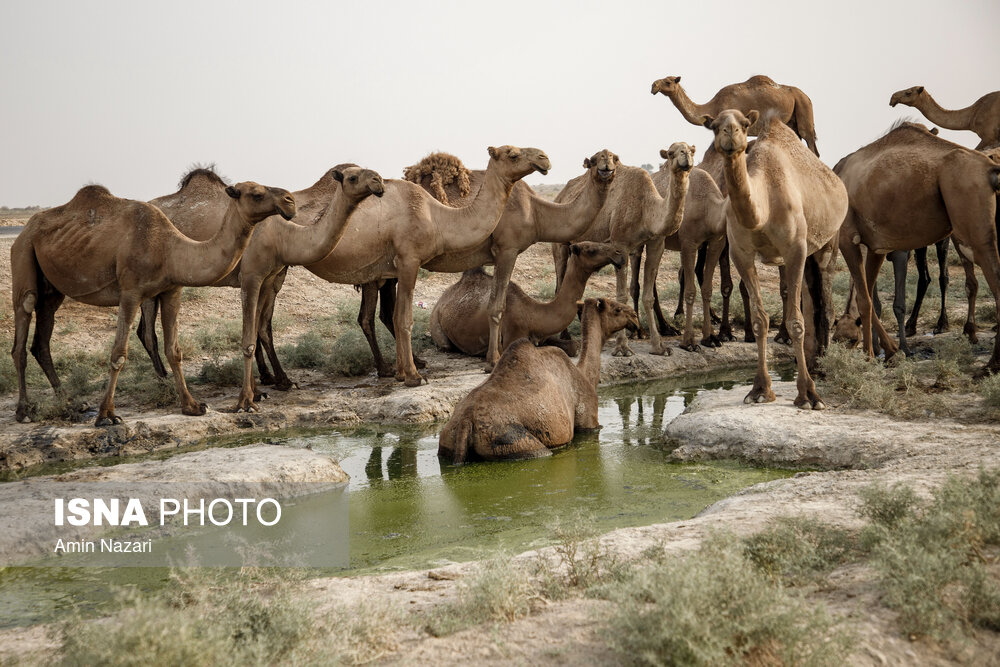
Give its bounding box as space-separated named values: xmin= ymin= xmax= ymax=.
xmin=349 ymin=176 xmax=358 ymax=183
xmin=252 ymin=193 xmax=264 ymax=202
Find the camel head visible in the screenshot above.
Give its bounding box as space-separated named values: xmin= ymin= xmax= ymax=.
xmin=889 ymin=86 xmax=925 ymax=108
xmin=581 ymin=298 xmax=640 ymax=339
xmin=333 ymin=165 xmax=385 ymax=202
xmin=702 ymin=109 xmax=758 ymax=157
xmin=568 ymin=241 xmax=626 ymax=273
xmin=831 ymin=315 xmax=863 ymax=349
xmin=487 ymin=145 xmax=551 ymax=182
xmin=225 ymin=182 xmax=296 ymax=223
xmin=651 ymin=75 xmax=682 ymax=97
xmin=659 ymin=142 xmax=696 ymax=173
xmin=583 ymin=149 xmax=619 ymax=184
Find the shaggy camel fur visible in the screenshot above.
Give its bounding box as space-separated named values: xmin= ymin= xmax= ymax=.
xmin=653 ymin=75 xmax=820 ymax=156
xmin=302 ymin=145 xmax=550 ymax=386
xmin=11 ymin=182 xmax=295 ymax=425
xmin=437 ymin=298 xmax=639 ymax=463
xmin=891 ymin=86 xmax=1000 ymax=150
xmin=359 ymin=148 xmax=618 ymax=374
xmin=705 ymin=109 xmax=846 ymax=408
xmin=429 ymin=242 xmax=625 ymax=356
xmin=836 ymin=123 xmax=1000 ymax=373
xmin=553 ymin=145 xmax=691 ymax=357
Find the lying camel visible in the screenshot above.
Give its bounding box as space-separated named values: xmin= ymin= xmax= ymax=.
xmin=836 ymin=121 xmax=1000 ymax=374
xmin=437 ymin=298 xmax=639 ymax=463
xmin=890 ymin=86 xmax=1000 ymax=150
xmin=553 ymin=144 xmax=692 ymax=356
xmin=11 ymin=182 xmax=295 ymax=425
xmin=652 ymin=75 xmax=820 ymax=156
xmin=430 ymin=242 xmax=625 ymax=356
xmin=704 ymin=109 xmax=846 ymax=408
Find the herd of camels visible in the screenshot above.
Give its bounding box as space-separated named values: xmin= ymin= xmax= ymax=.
xmin=10 ymin=75 xmax=1000 ymax=462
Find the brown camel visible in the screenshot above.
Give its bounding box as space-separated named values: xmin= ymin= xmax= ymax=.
xmin=437 ymin=297 xmax=639 ymax=463
xmin=552 ymin=144 xmax=691 ymax=357
xmin=652 ymin=75 xmax=820 ymax=156
xmin=357 ymin=148 xmax=618 ymax=375
xmin=704 ymin=109 xmax=846 ymax=408
xmin=302 ymin=145 xmax=551 ymax=386
xmin=835 ymin=121 xmax=1000 ymax=374
xmin=11 ymin=182 xmax=295 ymax=425
xmin=890 ymin=87 xmax=1000 ymax=150
xmin=429 ymin=241 xmax=625 ymax=356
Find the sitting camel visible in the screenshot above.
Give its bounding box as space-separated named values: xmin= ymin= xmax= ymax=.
xmin=437 ymin=298 xmax=639 ymax=463
xmin=553 ymin=144 xmax=692 ymax=356
xmin=356 ymin=148 xmax=618 ymax=375
xmin=836 ymin=121 xmax=1000 ymax=374
xmin=430 ymin=242 xmax=625 ymax=356
xmin=11 ymin=182 xmax=295 ymax=425
xmin=652 ymin=75 xmax=820 ymax=156
xmin=890 ymin=86 xmax=1000 ymax=150
xmin=704 ymin=109 xmax=846 ymax=408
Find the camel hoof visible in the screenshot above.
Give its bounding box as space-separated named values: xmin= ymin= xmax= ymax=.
xmin=774 ymin=334 xmax=792 ymax=346
xmin=612 ymin=347 xmax=634 ymax=357
xmin=681 ymin=343 xmax=700 ymax=353
xmin=18 ymin=414 xmax=33 ymax=424
xmin=718 ymin=330 xmax=736 ymax=343
xmin=744 ymin=390 xmax=776 ymax=405
xmin=182 ymin=402 xmax=208 ymax=417
xmin=376 ymin=367 xmax=395 ymax=378
xmin=235 ymin=402 xmax=259 ymax=413
xmin=95 ymin=415 xmax=123 ymax=427
xmin=744 ymin=333 xmax=756 ymax=343
xmin=403 ymin=375 xmax=425 ymax=387
xmin=258 ymin=372 xmax=276 ymax=386
xmin=701 ymin=336 xmax=721 ymax=348
xmin=272 ymin=379 xmax=295 ymax=392
xmin=413 ymin=356 xmax=427 ymax=370
xmin=649 ymin=346 xmax=668 ymax=356
xmin=659 ymin=324 xmax=681 ymax=337
xmin=253 ymin=391 xmax=269 ymax=402
xmin=813 ymin=400 xmax=826 ymax=411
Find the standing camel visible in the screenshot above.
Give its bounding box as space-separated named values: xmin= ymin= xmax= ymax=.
xmin=652 ymin=75 xmax=820 ymax=156
xmin=835 ymin=121 xmax=1000 ymax=375
xmin=11 ymin=182 xmax=295 ymax=425
xmin=301 ymin=145 xmax=551 ymax=386
xmin=553 ymin=144 xmax=692 ymax=356
xmin=704 ymin=109 xmax=846 ymax=408
xmin=890 ymin=87 xmax=1000 ymax=150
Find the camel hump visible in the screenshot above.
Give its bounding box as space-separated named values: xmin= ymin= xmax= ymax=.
xmin=178 ymin=164 xmax=227 ymax=190
xmin=402 ymin=152 xmax=472 ymax=205
xmin=72 ymin=184 xmax=114 ymax=202
xmin=747 ymin=74 xmax=778 ymax=87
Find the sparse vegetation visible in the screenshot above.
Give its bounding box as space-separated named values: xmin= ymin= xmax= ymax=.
xmin=743 ymin=516 xmax=860 ymax=586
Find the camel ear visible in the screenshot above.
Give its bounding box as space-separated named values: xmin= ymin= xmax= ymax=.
xmin=570 ymin=244 xmax=581 ymax=256
xmin=331 ymin=169 xmax=345 ymax=183
xmin=745 ymin=110 xmax=759 ymax=128
xmin=576 ymin=301 xmax=585 ymax=319
xmin=917 ymin=86 xmax=924 ymax=94
xmin=855 ymin=317 xmax=862 ymax=327
xmin=673 ymin=76 xmax=681 ymax=83
xmin=583 ymin=157 xmax=593 ymax=169
xmin=659 ymin=148 xmax=670 ymax=160
xmin=597 ymin=298 xmax=608 ymax=312
xmin=488 ymin=146 xmax=498 ymax=160
xmin=700 ymin=114 xmax=714 ymax=129
xmin=929 ymin=127 xmax=939 ymax=135
xmin=225 ymin=185 xmax=241 ymax=199
xmin=690 ymin=145 xmax=696 ymax=156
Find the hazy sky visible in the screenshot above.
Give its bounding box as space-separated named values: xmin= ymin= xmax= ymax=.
xmin=2 ymin=0 xmax=998 ymax=206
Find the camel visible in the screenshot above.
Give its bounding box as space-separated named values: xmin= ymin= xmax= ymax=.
xmin=835 ymin=121 xmax=1000 ymax=375
xmin=704 ymin=109 xmax=846 ymax=408
xmin=429 ymin=241 xmax=625 ymax=356
xmin=652 ymin=75 xmax=820 ymax=156
xmin=890 ymin=87 xmax=1000 ymax=150
xmin=10 ymin=181 xmax=295 ymax=425
xmin=552 ymin=144 xmax=692 ymax=357
xmin=437 ymin=297 xmax=639 ymax=463
xmin=356 ymin=148 xmax=618 ymax=375
xmin=301 ymin=145 xmax=551 ymax=386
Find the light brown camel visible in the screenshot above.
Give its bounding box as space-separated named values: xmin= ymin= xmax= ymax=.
xmin=429 ymin=241 xmax=625 ymax=356
xmin=835 ymin=121 xmax=1000 ymax=374
xmin=652 ymin=75 xmax=820 ymax=156
xmin=704 ymin=109 xmax=846 ymax=408
xmin=437 ymin=297 xmax=639 ymax=463
xmin=302 ymin=145 xmax=551 ymax=386
xmin=552 ymin=144 xmax=692 ymax=357
xmin=11 ymin=182 xmax=295 ymax=425
xmin=356 ymin=148 xmax=618 ymax=375
xmin=890 ymin=87 xmax=1000 ymax=150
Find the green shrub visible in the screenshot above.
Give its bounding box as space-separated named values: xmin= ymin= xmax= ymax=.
xmin=978 ymin=373 xmax=1000 ymax=408
xmin=743 ymin=516 xmax=859 ymax=586
xmin=196 ymin=357 xmax=244 ymax=386
xmin=192 ymin=318 xmax=242 ymax=355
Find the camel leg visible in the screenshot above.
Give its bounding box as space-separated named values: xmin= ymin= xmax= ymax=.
xmin=136 ymin=298 xmax=169 ymax=379
xmin=729 ymin=242 xmax=775 ymax=404
xmin=11 ymin=248 xmax=40 ymax=422
xmin=30 ymin=287 xmax=65 ymax=396
xmin=612 ymin=261 xmax=634 ymax=357
xmin=393 ymin=260 xmax=425 ymax=386
xmin=783 ymin=239 xmax=824 ymax=409
xmin=96 ymin=294 xmax=142 ymax=426
xmin=774 ymin=266 xmax=792 ymax=345
xmin=642 ymin=237 xmax=670 ymax=356
xmin=674 ymin=265 xmax=685 ymax=319
xmin=739 ymin=280 xmax=755 ymax=342
xmin=629 ymin=249 xmax=643 ymax=335
xmin=694 ymin=244 xmax=721 ymax=324
xmin=679 ymin=240 xmax=701 ymax=351
xmin=864 ymin=251 xmax=899 ymax=358
xmin=840 ymin=236 xmax=878 ymax=359
xmin=959 ymin=251 xmax=979 ymax=343
xmin=159 ymin=288 xmax=207 ymax=418
xmin=256 ymin=272 xmax=293 ymax=390
xmin=651 ymin=281 xmax=677 ymax=335
xmin=375 ymin=279 xmax=426 ymax=369
xmin=235 ymin=276 xmax=265 ymax=412
xmin=552 ymin=243 xmax=574 ymax=341
xmin=700 ymin=236 xmax=726 ymax=348
xmin=968 ymin=244 xmax=1000 ymax=374
xmin=904 ymin=247 xmax=929 ymax=337
xmin=888 ymin=250 xmax=912 ymax=357
xmin=717 ymin=239 xmax=736 ymax=342
xmin=485 ymin=250 xmax=518 ymax=370
xmin=358 ymin=281 xmax=393 ymax=377
xmin=932 ymin=238 xmax=951 ymax=334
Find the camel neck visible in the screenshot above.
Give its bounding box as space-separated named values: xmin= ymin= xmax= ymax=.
xmin=435 ymin=166 xmax=514 ymax=253
xmin=914 ymin=93 xmax=976 ymax=131
xmin=532 ymin=176 xmax=610 ymax=243
xmin=520 ymin=256 xmax=602 ymax=339
xmin=669 ymin=87 xmax=709 ymax=125
xmin=277 ymin=187 xmax=357 ymax=266
xmin=576 ymin=306 xmax=606 ymax=387
xmin=650 ymin=169 xmax=689 ymax=237
xmin=165 ymin=203 xmax=255 ymax=286
xmin=721 ymin=151 xmax=763 ymax=232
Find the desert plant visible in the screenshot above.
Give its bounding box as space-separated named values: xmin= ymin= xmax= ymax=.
xmin=743 ymin=516 xmax=860 ymax=586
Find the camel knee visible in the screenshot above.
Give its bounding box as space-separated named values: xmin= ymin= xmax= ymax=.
xmin=243 ymin=343 xmax=256 ymax=359
xmin=110 ymin=354 xmax=127 ymax=370
xmin=788 ymin=318 xmax=806 ymax=342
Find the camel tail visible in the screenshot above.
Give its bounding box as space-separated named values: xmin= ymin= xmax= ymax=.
xmin=989 ymin=167 xmax=1000 ymax=193
xmin=791 ymin=88 xmax=820 ymax=157
xmin=10 ymin=237 xmax=39 ymax=315
xmin=440 ymin=418 xmax=472 ymax=465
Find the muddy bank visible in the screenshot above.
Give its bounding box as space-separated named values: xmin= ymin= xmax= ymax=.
xmin=0 ymin=339 xmax=793 ymax=473
xmin=0 ymin=445 xmax=347 ymax=563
